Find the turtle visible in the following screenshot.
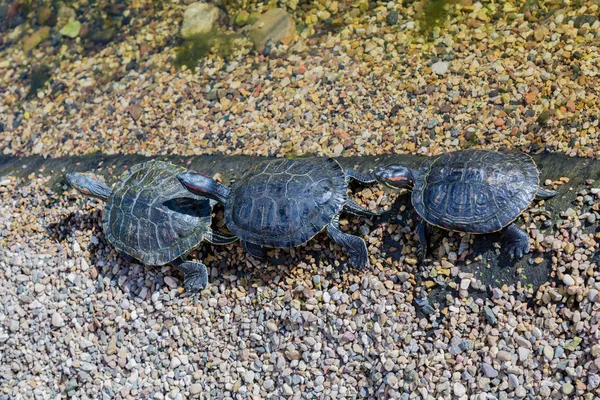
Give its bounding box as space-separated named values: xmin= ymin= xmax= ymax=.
xmin=373 ymin=149 xmax=557 ymax=260
xmin=176 ymin=158 xmax=378 ymax=269
xmin=65 ymin=160 xmax=237 ymax=292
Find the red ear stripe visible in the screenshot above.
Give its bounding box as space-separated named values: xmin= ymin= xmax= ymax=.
xmin=186 ymin=184 xmax=207 ymax=193
xmin=388 ymin=176 xmax=408 ymax=182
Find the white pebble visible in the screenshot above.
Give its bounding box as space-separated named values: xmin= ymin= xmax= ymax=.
xmin=52 ymin=312 xmax=64 ymax=328
xmin=432 ymin=61 xmax=449 ymax=76
xmin=454 ymin=382 xmax=466 ymax=397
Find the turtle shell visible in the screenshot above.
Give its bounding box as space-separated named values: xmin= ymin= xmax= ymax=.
xmin=103 ymin=160 xmax=212 ymax=265
xmin=412 ymin=150 xmax=539 ymax=234
xmin=225 ymin=158 xmax=348 ymax=248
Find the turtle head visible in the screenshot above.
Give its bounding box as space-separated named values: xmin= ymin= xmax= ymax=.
xmin=374 ymin=165 xmax=415 ymax=189
xmin=66 ymin=172 xmax=113 ymax=201
xmin=177 ymin=171 xmax=230 ymax=205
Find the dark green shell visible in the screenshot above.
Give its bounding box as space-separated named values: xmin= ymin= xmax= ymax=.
xmin=225 ymin=158 xmax=347 ymax=247
xmin=412 ymin=150 xmax=539 ymax=233
xmin=102 ymin=160 xmax=212 ymax=265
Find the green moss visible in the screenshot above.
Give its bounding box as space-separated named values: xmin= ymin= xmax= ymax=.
xmin=234 ymin=10 xmax=250 ymax=26
xmin=27 ymin=64 xmax=51 ymax=98
xmin=417 ymin=0 xmax=451 ymax=35
xmin=283 ymin=150 xmax=299 ymax=159
xmin=537 ymin=110 xmax=551 ymax=124
xmin=174 ymin=30 xmax=242 ymax=72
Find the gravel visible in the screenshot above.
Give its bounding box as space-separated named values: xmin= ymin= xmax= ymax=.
xmin=0 ymin=162 xmax=598 ymax=398
xmin=1 ymin=0 xmax=600 ymax=398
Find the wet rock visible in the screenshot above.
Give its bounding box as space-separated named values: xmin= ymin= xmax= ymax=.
xmin=37 ymin=6 xmax=54 ymax=26
xmin=386 ymin=10 xmax=399 ymax=25
xmin=249 ymin=8 xmax=296 ymax=53
xmin=23 ymin=27 xmax=51 ymax=52
xmin=574 ymin=15 xmax=597 ymax=28
xmin=181 ymin=2 xmax=220 ymax=39
xmin=90 ymin=28 xmax=116 ymax=43
xmin=59 ymin=21 xmax=81 ymax=38
xmin=235 ymin=11 xmax=249 ymax=26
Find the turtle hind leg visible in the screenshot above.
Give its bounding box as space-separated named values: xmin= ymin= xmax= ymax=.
xmin=242 ymin=241 xmax=266 ymax=258
xmin=120 ymin=251 xmax=137 ymax=264
xmin=502 ymin=223 xmax=530 ymax=260
xmin=326 ymin=216 xmax=369 ymax=269
xmin=416 ymin=219 xmax=430 ymax=262
xmin=345 ymin=169 xmax=376 ymax=184
xmin=535 ymin=187 xmax=557 ymax=200
xmin=172 ymin=260 xmax=208 ymax=292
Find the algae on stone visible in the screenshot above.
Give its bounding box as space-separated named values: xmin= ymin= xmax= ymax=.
xmin=248 ymin=8 xmax=296 ymax=53
xmin=417 ymin=0 xmax=451 ymax=34
xmin=59 ymin=20 xmax=82 ymax=38
xmin=23 ymin=26 xmax=51 ymax=52
xmin=27 ymin=64 xmax=52 ymax=98
xmin=174 ymin=30 xmax=243 ymax=72
xmin=181 ymin=2 xmax=220 ymax=39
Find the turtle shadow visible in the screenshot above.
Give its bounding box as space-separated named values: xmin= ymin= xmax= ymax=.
xmin=422 ymin=229 xmax=555 ymax=317
xmin=376 ymin=193 xmax=412 ymax=261
xmin=238 ymin=236 xmax=350 ymax=279
xmin=228 ymin=213 xmax=383 ymax=291
xmin=46 ymin=208 xmax=104 ymax=245
xmin=383 ymin=194 xmax=554 ymax=312
xmin=46 ymin=208 xmax=144 ymax=296
xmin=45 ymin=207 xmax=188 ymax=299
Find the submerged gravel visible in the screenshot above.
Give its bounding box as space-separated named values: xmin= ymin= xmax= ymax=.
xmin=0 ymin=1 xmax=600 ymax=159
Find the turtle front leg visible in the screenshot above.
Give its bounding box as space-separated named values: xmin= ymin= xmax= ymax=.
xmin=502 ymin=223 xmax=530 ymax=260
xmin=242 ymin=241 xmax=266 ymax=258
xmin=172 ymin=259 xmax=208 ymax=292
xmin=326 ymin=216 xmax=369 ymax=269
xmin=344 ymin=169 xmax=376 ymax=184
xmin=343 ymin=199 xmax=380 ymax=217
xmin=416 ymin=219 xmax=430 ymax=262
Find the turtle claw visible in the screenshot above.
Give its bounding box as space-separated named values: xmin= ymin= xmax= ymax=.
xmin=183 ymin=276 xmax=208 ymax=293
xmin=416 ymin=248 xmax=426 ymax=264
xmin=326 ymin=218 xmax=369 ymax=270
xmin=505 ymin=241 xmax=530 ymax=260
xmin=176 ymin=261 xmax=208 ymax=292
xmin=502 ymin=224 xmax=531 ymax=261
xmin=349 ymin=255 xmax=369 ymax=270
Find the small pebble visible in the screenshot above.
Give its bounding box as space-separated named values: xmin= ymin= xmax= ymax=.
xmin=453 ymin=382 xmax=466 ymax=397
xmin=51 ymin=313 xmax=64 ymax=328
xmin=482 ymin=363 xmax=498 ymax=378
